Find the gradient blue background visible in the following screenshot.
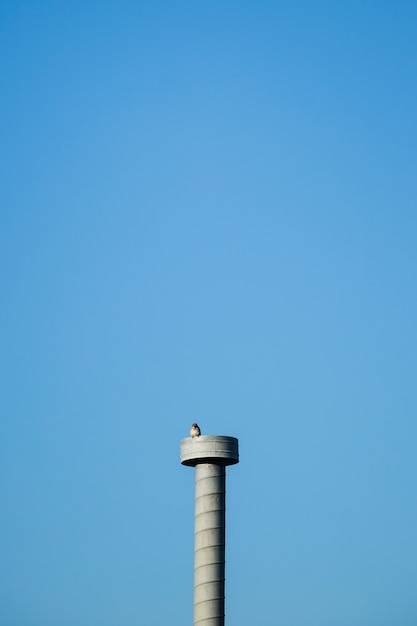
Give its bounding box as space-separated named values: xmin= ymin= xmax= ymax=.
xmin=1 ymin=2 xmax=417 ymax=625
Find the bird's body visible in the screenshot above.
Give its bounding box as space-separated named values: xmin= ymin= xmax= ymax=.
xmin=190 ymin=423 xmax=201 ymax=438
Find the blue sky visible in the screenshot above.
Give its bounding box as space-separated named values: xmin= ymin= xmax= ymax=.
xmin=1 ymin=2 xmax=416 ymax=625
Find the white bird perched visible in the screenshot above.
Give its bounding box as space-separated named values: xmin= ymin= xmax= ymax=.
xmin=190 ymin=423 xmax=201 ymax=438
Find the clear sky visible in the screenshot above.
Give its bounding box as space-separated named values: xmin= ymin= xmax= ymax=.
xmin=1 ymin=2 xmax=416 ymax=625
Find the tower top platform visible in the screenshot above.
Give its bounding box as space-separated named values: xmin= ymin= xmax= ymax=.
xmin=180 ymin=435 xmax=239 ymax=467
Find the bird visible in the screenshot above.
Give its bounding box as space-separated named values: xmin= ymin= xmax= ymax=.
xmin=190 ymin=423 xmax=201 ymax=438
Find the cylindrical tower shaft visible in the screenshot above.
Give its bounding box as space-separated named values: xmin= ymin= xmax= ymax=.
xmin=194 ymin=464 xmax=226 ymax=626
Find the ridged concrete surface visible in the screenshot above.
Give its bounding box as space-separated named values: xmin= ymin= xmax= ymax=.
xmin=194 ymin=464 xmax=225 ymax=626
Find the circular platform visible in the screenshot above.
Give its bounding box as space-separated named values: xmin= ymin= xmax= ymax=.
xmin=180 ymin=435 xmax=239 ymax=467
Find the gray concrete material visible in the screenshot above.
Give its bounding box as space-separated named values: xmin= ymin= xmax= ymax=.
xmin=181 ymin=433 xmax=239 ymax=626
xmin=180 ymin=435 xmax=239 ymax=467
xmin=194 ymin=464 xmax=225 ymax=626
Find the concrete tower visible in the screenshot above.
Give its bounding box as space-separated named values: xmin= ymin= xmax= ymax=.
xmin=180 ymin=432 xmax=239 ymax=626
